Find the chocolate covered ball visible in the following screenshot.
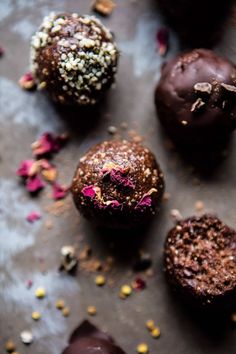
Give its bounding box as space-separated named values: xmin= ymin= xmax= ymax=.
xmin=164 ymin=214 xmax=236 ymax=309
xmin=155 ymin=49 xmax=236 ymax=145
xmin=158 ymin=0 xmax=233 ymax=47
xmin=30 ymin=12 xmax=118 ymax=105
xmin=71 ymin=140 xmax=165 ymax=229
xmin=63 ymin=337 xmax=125 ymax=354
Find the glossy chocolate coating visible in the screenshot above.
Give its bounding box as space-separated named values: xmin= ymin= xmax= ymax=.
xmin=62 ymin=320 xmax=126 ymax=354
xmin=71 ymin=140 xmax=165 ymax=229
xmin=31 ymin=13 xmax=118 ymax=105
xmin=158 ymin=0 xmax=234 ymax=47
xmin=164 ymin=214 xmax=236 ymax=309
xmin=155 ymin=49 xmax=236 ymax=145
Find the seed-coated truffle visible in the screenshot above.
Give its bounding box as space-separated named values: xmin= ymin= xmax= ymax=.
xmin=164 ymin=214 xmax=236 ymax=309
xmin=158 ymin=0 xmax=233 ymax=47
xmin=71 ymin=140 xmax=165 ymax=229
xmin=63 ymin=320 xmax=126 ymax=354
xmin=155 ymin=49 xmax=236 ymax=145
xmin=30 ymin=12 xmax=118 ymax=105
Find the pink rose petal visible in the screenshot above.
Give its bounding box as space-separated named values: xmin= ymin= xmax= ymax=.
xmin=16 ymin=160 xmax=35 ymax=177
xmin=26 ymin=175 xmax=45 ymax=193
xmin=32 ymin=132 xmax=68 ymax=157
xmin=110 ymin=169 xmax=135 ymax=189
xmin=52 ymin=182 xmax=68 ymax=200
xmin=82 ymin=185 xmax=97 ymax=198
xmin=18 ymin=72 xmax=36 ymax=90
xmin=26 ymin=211 xmax=41 ymax=223
xmin=133 ymin=277 xmax=146 ymax=291
xmin=135 ymin=188 xmax=157 ymax=210
xmin=157 ymin=27 xmax=169 ymax=56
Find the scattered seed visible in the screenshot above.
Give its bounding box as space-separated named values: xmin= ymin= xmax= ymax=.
xmin=87 ymin=305 xmax=97 ymax=316
xmin=92 ymin=0 xmax=115 ymax=16
xmin=151 ymin=327 xmax=161 ymax=338
xmin=146 ymin=319 xmax=155 ymax=331
xmin=62 ymin=307 xmax=70 ymax=317
xmin=195 ymin=200 xmax=204 ymax=212
xmin=32 ymin=311 xmax=41 ymax=321
xmin=55 ymin=299 xmax=65 ymax=310
xmin=35 ymin=287 xmax=46 ymax=298
xmin=95 ymin=275 xmax=106 ymax=286
xmin=20 ymin=330 xmax=34 ymax=345
xmin=107 ymin=125 xmax=117 ymax=135
xmin=137 ymin=343 xmax=149 ymax=354
xmin=120 ymin=284 xmax=132 ymax=297
xmin=5 ymin=340 xmax=16 ymax=352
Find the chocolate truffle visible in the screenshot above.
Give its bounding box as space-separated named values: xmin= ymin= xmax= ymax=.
xmin=71 ymin=140 xmax=165 ymax=229
xmin=158 ymin=0 xmax=233 ymax=47
xmin=164 ymin=214 xmax=236 ymax=309
xmin=155 ymin=49 xmax=236 ymax=145
xmin=63 ymin=320 xmax=126 ymax=354
xmin=30 ymin=12 xmax=118 ymax=105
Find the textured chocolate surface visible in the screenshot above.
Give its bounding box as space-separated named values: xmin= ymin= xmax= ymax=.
xmin=31 ymin=12 xmax=118 ymax=105
xmin=63 ymin=321 xmax=125 ymax=354
xmin=71 ymin=140 xmax=164 ymax=228
xmin=158 ymin=0 xmax=234 ymax=47
xmin=155 ymin=49 xmax=236 ymax=145
xmin=164 ymin=214 xmax=236 ymax=308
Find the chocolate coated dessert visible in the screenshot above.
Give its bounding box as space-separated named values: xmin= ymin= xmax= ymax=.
xmin=31 ymin=12 xmax=118 ymax=105
xmin=71 ymin=140 xmax=165 ymax=229
xmin=63 ymin=320 xmax=126 ymax=354
xmin=158 ymin=0 xmax=234 ymax=47
xmin=155 ymin=49 xmax=236 ymax=145
xmin=164 ymin=214 xmax=236 ymax=309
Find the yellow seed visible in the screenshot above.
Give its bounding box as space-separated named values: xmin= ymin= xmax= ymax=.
xmin=120 ymin=284 xmax=132 ymax=296
xmin=137 ymin=343 xmax=149 ymax=354
xmin=35 ymin=287 xmax=46 ymax=299
xmin=95 ymin=275 xmax=106 ymax=286
xmin=146 ymin=319 xmax=155 ymax=331
xmin=151 ymin=327 xmax=161 ymax=338
xmin=55 ymin=299 xmax=65 ymax=310
xmin=62 ymin=307 xmax=70 ymax=317
xmin=32 ymin=311 xmax=41 ymax=321
xmin=87 ymin=305 xmax=97 ymax=316
xmin=5 ymin=340 xmax=16 ymax=352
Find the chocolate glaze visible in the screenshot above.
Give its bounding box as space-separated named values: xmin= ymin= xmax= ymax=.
xmin=158 ymin=0 xmax=234 ymax=47
xmin=63 ymin=321 xmax=126 ymax=354
xmin=164 ymin=214 xmax=236 ymax=309
xmin=155 ymin=49 xmax=236 ymax=146
xmin=30 ymin=13 xmax=118 ymax=106
xmin=71 ymin=140 xmax=165 ymax=229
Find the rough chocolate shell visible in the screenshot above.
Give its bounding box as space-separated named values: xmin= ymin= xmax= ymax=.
xmin=71 ymin=140 xmax=165 ymax=229
xmin=164 ymin=214 xmax=236 ymax=309
xmin=155 ymin=49 xmax=236 ymax=145
xmin=30 ymin=12 xmax=118 ymax=105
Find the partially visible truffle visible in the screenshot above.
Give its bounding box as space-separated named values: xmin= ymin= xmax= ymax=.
xmin=62 ymin=320 xmax=126 ymax=354
xmin=158 ymin=0 xmax=234 ymax=47
xmin=30 ymin=12 xmax=118 ymax=105
xmin=155 ymin=49 xmax=236 ymax=145
xmin=71 ymin=140 xmax=165 ymax=229
xmin=164 ymin=214 xmax=236 ymax=309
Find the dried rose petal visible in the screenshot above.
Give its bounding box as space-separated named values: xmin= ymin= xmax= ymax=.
xmin=26 ymin=211 xmax=41 ymax=223
xmin=135 ymin=188 xmax=157 ymax=210
xmin=52 ymin=182 xmax=68 ymax=200
xmin=157 ymin=27 xmax=169 ymax=56
xmin=42 ymin=166 xmax=57 ymax=182
xmin=16 ymin=160 xmax=35 ymax=177
xmin=31 ymin=132 xmax=68 ymax=157
xmin=19 ymin=72 xmax=36 ymax=90
xmin=105 ymin=200 xmax=121 ymax=208
xmin=26 ymin=175 xmax=45 ymax=193
xmin=81 ymin=185 xmax=102 ymax=199
xmin=109 ymin=169 xmax=135 ymax=189
xmin=132 ymin=277 xmax=146 ymax=291
xmin=26 ymin=279 xmax=33 ymax=289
